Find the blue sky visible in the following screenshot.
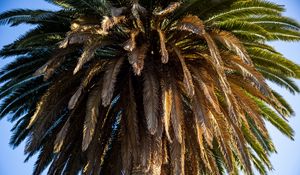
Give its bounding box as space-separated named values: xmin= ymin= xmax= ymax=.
xmin=0 ymin=0 xmax=300 ymax=175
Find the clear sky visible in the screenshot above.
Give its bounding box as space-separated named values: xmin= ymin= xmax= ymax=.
xmin=0 ymin=1 xmax=300 ymax=175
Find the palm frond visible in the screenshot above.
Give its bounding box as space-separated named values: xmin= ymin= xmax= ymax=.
xmin=143 ymin=66 xmax=159 ymax=135
xmin=101 ymin=57 xmax=124 ymax=106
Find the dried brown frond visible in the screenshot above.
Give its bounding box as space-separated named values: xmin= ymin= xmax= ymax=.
xmin=101 ymin=57 xmax=124 ymax=106
xmin=68 ymin=86 xmax=83 ymax=110
xmin=157 ymin=29 xmax=169 ymax=63
xmin=162 ymin=79 xmax=173 ymax=142
xmin=174 ymin=47 xmax=194 ymax=97
xmin=212 ymin=30 xmax=252 ymax=65
xmin=82 ymin=60 xmax=107 ymax=87
xmin=143 ymin=66 xmax=159 ymax=135
xmin=124 ymin=30 xmax=139 ymax=51
xmin=59 ymin=32 xmax=91 ymax=48
xmin=73 ymin=41 xmax=98 ymax=74
xmin=54 ymin=118 xmax=70 ymax=153
xmin=150 ymin=136 xmax=163 ymax=175
xmin=224 ymin=54 xmax=270 ymax=96
xmin=128 ymin=43 xmax=148 ymax=75
xmin=177 ymin=15 xmax=205 ymax=35
xmin=170 ymin=85 xmax=183 ymax=143
xmin=230 ymin=83 xmax=268 ymax=138
xmin=83 ymin=105 xmax=109 ymax=175
xmin=121 ymin=77 xmax=140 ymax=173
xmin=34 ymin=48 xmax=75 ymax=80
xmin=101 ymin=15 xmax=126 ymax=34
xmin=153 ymin=2 xmax=182 ymax=17
xmin=170 ymin=138 xmax=185 ymax=175
xmin=82 ymin=84 xmax=102 ymax=151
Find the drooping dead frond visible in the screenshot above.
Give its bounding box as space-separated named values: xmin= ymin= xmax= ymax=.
xmin=121 ymin=77 xmax=140 ymax=174
xmin=228 ymin=74 xmax=269 ymax=102
xmin=54 ymin=118 xmax=70 ymax=153
xmin=73 ymin=41 xmax=99 ymax=74
xmin=101 ymin=57 xmax=124 ymax=106
xmin=202 ymin=35 xmax=237 ymax=123
xmin=128 ymin=43 xmax=148 ymax=76
xmin=150 ymin=136 xmax=163 ymax=175
xmin=101 ymin=15 xmax=126 ymax=34
xmin=124 ymin=30 xmax=139 ymax=51
xmin=82 ymin=84 xmax=102 ymax=151
xmin=143 ymin=67 xmax=159 ymax=135
xmin=170 ymin=85 xmax=183 ymax=143
xmin=194 ymin=121 xmax=213 ymax=173
xmin=157 ymin=29 xmax=169 ymax=64
xmin=162 ymin=81 xmax=173 ymax=142
xmin=82 ymin=61 xmax=107 ymax=88
xmin=153 ymin=2 xmax=182 ymax=17
xmin=34 ymin=48 xmax=74 ymax=80
xmin=68 ymin=86 xmax=83 ymax=110
xmin=212 ymin=30 xmax=252 ymax=64
xmin=177 ymin=15 xmax=205 ymax=35
xmin=34 ymin=56 xmax=66 ymax=80
xmin=68 ymin=61 xmax=106 ymax=111
xmin=192 ymin=89 xmax=213 ymax=148
xmin=138 ymin=131 xmax=152 ymax=173
xmin=230 ymin=83 xmax=269 ymax=138
xmin=170 ymin=138 xmax=185 ymax=175
xmin=83 ymin=104 xmax=109 ymax=175
xmin=59 ymin=32 xmax=91 ymax=48
xmin=174 ymin=47 xmax=194 ymax=97
xmin=235 ymin=62 xmax=269 ymax=95
xmin=25 ymin=73 xmax=82 ymax=153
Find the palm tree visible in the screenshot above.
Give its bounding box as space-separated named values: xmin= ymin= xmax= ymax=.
xmin=0 ymin=0 xmax=300 ymax=174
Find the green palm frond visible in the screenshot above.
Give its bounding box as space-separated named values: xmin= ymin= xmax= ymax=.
xmin=205 ymin=0 xmax=284 ymax=23
xmin=258 ymin=67 xmax=300 ymax=94
xmin=247 ymin=46 xmax=300 ymax=77
xmin=254 ymin=97 xmax=294 ymax=139
xmin=240 ymin=15 xmax=300 ymax=30
xmin=0 ymin=9 xmax=72 ymax=26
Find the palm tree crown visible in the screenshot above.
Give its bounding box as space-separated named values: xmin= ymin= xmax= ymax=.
xmin=1 ymin=0 xmax=300 ymax=174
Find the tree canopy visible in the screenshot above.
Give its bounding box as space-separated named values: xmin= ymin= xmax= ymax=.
xmin=0 ymin=0 xmax=300 ymax=174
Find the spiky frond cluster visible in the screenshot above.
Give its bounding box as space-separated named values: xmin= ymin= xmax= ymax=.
xmin=1 ymin=0 xmax=300 ymax=174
